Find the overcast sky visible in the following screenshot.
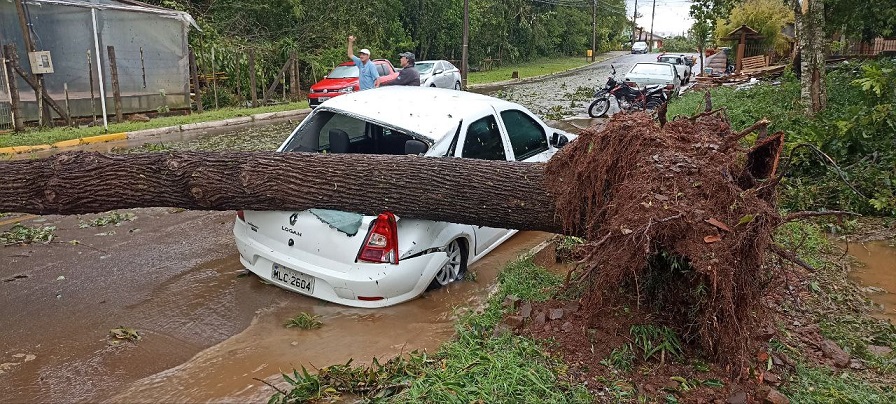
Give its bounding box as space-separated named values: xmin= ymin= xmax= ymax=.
xmin=624 ymin=0 xmax=694 ymax=37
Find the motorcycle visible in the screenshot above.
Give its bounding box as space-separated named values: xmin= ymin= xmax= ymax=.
xmin=588 ymin=65 xmax=669 ymax=118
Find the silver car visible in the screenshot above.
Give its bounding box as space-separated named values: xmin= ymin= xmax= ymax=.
xmin=415 ymin=60 xmax=462 ymax=90
xmin=623 ymin=62 xmax=681 ymax=97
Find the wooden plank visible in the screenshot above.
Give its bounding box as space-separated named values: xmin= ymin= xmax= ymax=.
xmin=2 ymin=45 xmax=25 ymax=132
xmin=107 ymin=46 xmax=124 ymax=123
xmin=189 ymin=48 xmax=203 ymax=113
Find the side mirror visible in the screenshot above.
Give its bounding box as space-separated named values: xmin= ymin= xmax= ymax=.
xmin=550 ymin=132 xmax=569 ymax=148
xmin=434 ymin=69 xmax=444 ymax=75
xmin=611 ymin=64 xmax=616 ymax=75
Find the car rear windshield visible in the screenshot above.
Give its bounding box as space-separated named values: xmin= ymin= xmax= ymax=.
xmin=630 ymin=64 xmax=672 ymax=75
xmin=281 ymin=111 xmax=429 ymax=156
xmin=327 ymin=65 xmax=359 ymax=79
xmin=658 ymin=56 xmax=681 ymax=64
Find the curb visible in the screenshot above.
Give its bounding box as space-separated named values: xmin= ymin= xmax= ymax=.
xmin=0 ymin=108 xmax=311 ymax=155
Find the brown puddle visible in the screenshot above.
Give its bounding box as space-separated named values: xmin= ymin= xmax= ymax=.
xmin=844 ymin=240 xmax=896 ymax=323
xmin=104 ymin=231 xmax=553 ymax=403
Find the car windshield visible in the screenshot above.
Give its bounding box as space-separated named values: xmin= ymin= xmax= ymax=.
xmin=634 ymin=42 xmax=647 ymax=48
xmin=327 ymin=65 xmax=359 ymax=79
xmin=415 ymin=62 xmax=435 ymax=74
xmin=630 ymin=64 xmax=672 ymax=76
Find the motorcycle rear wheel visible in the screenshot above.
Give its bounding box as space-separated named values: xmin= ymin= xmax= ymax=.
xmin=588 ymin=98 xmax=610 ymax=118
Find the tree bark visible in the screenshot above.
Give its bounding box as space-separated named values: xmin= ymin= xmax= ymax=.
xmin=0 ymin=151 xmax=563 ymax=234
xmin=794 ymin=0 xmax=827 ymax=115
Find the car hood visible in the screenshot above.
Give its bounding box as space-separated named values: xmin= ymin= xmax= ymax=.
xmin=311 ymin=78 xmax=357 ymax=91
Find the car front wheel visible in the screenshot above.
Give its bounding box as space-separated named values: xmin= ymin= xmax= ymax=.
xmin=428 ymin=239 xmax=468 ymax=290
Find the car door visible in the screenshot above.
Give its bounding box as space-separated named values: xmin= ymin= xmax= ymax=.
xmin=497 ymin=108 xmax=553 ymax=162
xmin=433 ymin=61 xmax=449 ymax=88
xmin=455 ymin=112 xmax=514 ymax=254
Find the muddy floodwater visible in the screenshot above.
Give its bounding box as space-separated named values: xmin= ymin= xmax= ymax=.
xmin=845 ymin=240 xmax=896 ymax=323
xmin=0 ymin=205 xmax=551 ymax=403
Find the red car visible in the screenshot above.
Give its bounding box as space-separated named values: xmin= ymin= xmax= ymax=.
xmin=307 ymin=59 xmax=399 ymax=108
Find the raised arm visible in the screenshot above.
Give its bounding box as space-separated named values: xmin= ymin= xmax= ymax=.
xmin=347 ymin=35 xmax=355 ymax=59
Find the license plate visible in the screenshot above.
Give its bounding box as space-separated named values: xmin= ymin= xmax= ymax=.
xmin=271 ymin=263 xmax=315 ymax=294
xmin=318 ymin=97 xmax=330 ymax=102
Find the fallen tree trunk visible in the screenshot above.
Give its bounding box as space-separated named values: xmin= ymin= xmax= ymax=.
xmin=0 ymin=151 xmax=563 ymax=233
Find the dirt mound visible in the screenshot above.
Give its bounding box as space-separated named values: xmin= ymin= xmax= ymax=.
xmin=544 ymin=110 xmax=784 ymax=365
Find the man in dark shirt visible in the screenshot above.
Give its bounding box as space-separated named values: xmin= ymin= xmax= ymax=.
xmin=376 ymin=52 xmax=420 ymax=87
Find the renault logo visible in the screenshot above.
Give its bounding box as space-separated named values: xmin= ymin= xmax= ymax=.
xmin=289 ymin=213 xmax=298 ymax=226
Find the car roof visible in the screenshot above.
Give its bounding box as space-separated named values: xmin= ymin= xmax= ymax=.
xmin=338 ymin=59 xmax=391 ymax=66
xmin=317 ymin=87 xmax=517 ymax=141
xmin=416 ymin=59 xmax=448 ymax=63
xmin=632 ymin=62 xmax=674 ymax=68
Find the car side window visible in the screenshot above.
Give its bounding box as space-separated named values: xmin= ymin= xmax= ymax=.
xmin=461 ymin=115 xmax=507 ymax=161
xmin=500 ymin=109 xmax=548 ymax=161
xmin=377 ymin=64 xmax=388 ymax=76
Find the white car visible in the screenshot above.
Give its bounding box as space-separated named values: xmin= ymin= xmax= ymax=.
xmin=631 ymin=41 xmax=649 ymax=54
xmin=623 ymin=62 xmax=681 ymax=97
xmin=234 ymin=87 xmax=574 ymax=308
xmin=415 ymin=60 xmax=462 ymax=90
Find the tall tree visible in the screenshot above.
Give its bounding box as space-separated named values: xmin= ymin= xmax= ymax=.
xmin=792 ymin=0 xmax=827 ymax=115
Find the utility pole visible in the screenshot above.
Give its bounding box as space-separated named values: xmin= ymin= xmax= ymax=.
xmin=631 ymin=0 xmax=638 ymax=46
xmin=591 ymin=0 xmax=596 ymax=62
xmin=649 ymin=0 xmax=657 ymax=52
xmin=13 ymin=0 xmax=48 ymax=126
xmin=461 ymin=0 xmax=469 ymax=90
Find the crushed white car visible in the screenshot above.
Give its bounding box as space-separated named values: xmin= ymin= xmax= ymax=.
xmin=234 ymin=86 xmax=574 ymax=308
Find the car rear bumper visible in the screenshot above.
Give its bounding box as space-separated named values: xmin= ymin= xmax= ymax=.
xmin=234 ymin=220 xmax=449 ymax=308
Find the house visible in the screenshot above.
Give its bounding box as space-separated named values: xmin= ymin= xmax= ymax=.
xmin=0 ymin=0 xmax=197 ymax=125
xmin=632 ymin=27 xmax=664 ymax=50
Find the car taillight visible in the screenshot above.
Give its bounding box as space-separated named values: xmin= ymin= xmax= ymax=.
xmin=626 ymin=81 xmax=637 ymax=87
xmin=356 ymin=212 xmax=399 ymax=264
xmin=665 ymin=84 xmax=674 ymax=90
xmin=236 ymin=210 xmax=245 ymax=222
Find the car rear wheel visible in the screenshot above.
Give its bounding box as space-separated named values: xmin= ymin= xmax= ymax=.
xmin=428 ymin=239 xmax=468 ymax=290
xmin=430 ymin=84 xmax=437 ymax=87
xmin=454 ymin=81 xmax=461 ymax=90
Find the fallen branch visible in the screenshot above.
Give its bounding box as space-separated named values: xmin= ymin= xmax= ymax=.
xmin=770 ymin=244 xmax=816 ymax=272
xmin=783 ymin=210 xmax=861 ymax=222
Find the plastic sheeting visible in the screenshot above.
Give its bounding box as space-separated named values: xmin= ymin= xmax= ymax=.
xmin=0 ymin=0 xmax=194 ymax=122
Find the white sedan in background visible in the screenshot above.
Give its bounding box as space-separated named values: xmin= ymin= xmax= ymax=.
xmin=623 ymin=62 xmax=682 ymax=98
xmin=415 ymin=60 xmax=462 ymax=90
xmin=234 ymin=87 xmax=574 ymax=308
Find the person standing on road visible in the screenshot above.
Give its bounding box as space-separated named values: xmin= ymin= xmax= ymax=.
xmin=347 ymin=35 xmax=379 ymax=91
xmin=376 ymin=52 xmax=420 ymax=87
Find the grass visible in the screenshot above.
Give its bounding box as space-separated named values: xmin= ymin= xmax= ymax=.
xmin=267 ymin=257 xmax=591 ymax=403
xmin=0 ymin=101 xmax=309 ymax=148
xmin=284 ymin=312 xmax=322 ymax=330
xmin=783 ymin=364 xmax=896 ymax=403
xmin=467 ymin=56 xmax=598 ymax=85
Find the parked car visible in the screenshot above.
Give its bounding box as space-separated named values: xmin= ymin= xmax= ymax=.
xmin=307 ymin=59 xmax=399 ymax=108
xmin=234 ymin=87 xmax=575 ymax=308
xmin=631 ymin=41 xmax=649 ymax=54
xmin=415 ymin=60 xmax=462 ymax=90
xmin=623 ymin=62 xmax=681 ymax=97
xmin=656 ymin=54 xmax=693 ymax=84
